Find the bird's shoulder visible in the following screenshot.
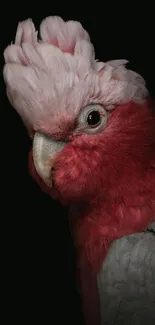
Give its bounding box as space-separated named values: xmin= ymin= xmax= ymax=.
xmin=98 ymin=222 xmax=155 ymax=290
xmin=97 ymin=223 xmax=155 ymax=324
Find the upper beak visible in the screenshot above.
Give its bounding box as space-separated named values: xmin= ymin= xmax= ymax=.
xmin=32 ymin=132 xmax=66 ymax=187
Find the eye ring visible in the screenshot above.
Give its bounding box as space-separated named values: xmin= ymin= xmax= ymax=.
xmin=76 ymin=104 xmax=108 ymax=135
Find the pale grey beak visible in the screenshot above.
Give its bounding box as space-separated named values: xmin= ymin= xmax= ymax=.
xmin=32 ymin=132 xmax=66 ymax=187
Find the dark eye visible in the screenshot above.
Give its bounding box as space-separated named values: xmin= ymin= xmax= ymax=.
xmin=77 ymin=104 xmax=108 ymax=134
xmin=87 ymin=110 xmax=101 ymax=127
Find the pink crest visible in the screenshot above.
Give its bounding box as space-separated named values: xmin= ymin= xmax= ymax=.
xmin=40 ymin=16 xmax=90 ymax=54
xmin=3 ymin=16 xmax=148 ymax=133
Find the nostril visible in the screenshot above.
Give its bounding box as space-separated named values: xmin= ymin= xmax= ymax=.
xmin=51 ymin=166 xmax=55 ymax=176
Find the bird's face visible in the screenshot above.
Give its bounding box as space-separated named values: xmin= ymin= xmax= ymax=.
xmin=30 ymin=103 xmax=109 ymax=203
xmin=29 ymin=100 xmax=154 ymax=205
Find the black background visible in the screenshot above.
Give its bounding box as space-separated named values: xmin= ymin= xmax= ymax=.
xmin=1 ymin=3 xmax=155 ymax=324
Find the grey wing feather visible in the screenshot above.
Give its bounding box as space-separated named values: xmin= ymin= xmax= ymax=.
xmin=97 ymin=227 xmax=155 ymax=325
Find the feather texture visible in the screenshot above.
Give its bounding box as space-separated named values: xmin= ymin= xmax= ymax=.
xmin=3 ymin=16 xmax=148 ymax=134
xmin=3 ymin=16 xmax=155 ymax=325
xmin=97 ymin=229 xmax=155 ymax=325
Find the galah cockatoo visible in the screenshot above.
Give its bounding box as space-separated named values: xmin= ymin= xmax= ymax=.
xmin=3 ymin=16 xmax=155 ymax=325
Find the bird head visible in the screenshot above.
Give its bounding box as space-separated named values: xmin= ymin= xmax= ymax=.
xmin=4 ymin=16 xmax=154 ymax=206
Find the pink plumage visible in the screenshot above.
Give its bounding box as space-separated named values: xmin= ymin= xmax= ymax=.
xmin=3 ymin=16 xmax=155 ymax=325
xmin=4 ymin=16 xmax=147 ymax=134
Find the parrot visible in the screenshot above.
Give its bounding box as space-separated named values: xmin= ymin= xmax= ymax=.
xmin=3 ymin=15 xmax=155 ymax=325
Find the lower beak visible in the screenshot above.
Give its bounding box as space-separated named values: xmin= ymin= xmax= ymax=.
xmin=32 ymin=132 xmax=66 ymax=187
